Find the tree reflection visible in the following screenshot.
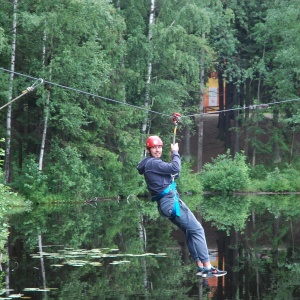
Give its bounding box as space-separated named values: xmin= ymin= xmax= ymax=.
xmin=1 ymin=194 xmax=300 ymax=299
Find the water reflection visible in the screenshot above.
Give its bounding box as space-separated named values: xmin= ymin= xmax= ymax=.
xmin=1 ymin=194 xmax=300 ymax=299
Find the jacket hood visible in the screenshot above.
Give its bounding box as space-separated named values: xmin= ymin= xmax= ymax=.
xmin=137 ymin=157 xmax=152 ymax=175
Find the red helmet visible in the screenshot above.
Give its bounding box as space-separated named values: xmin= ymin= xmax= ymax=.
xmin=146 ymin=136 xmax=163 ymax=149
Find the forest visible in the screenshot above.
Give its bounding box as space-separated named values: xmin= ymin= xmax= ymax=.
xmin=0 ymin=0 xmax=300 ymax=203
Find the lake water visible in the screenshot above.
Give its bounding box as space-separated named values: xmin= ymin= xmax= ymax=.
xmin=1 ymin=194 xmax=300 ymax=299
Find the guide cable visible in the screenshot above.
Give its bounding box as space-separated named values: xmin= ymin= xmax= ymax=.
xmin=1 ymin=67 xmax=300 ymax=120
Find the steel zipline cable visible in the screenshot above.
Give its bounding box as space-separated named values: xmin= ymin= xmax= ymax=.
xmin=183 ymin=98 xmax=300 ymax=119
xmin=1 ymin=67 xmax=300 ymax=120
xmin=0 ymin=67 xmax=169 ymax=117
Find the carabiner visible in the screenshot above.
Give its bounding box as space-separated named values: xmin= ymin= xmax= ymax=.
xmin=26 ymin=78 xmax=44 ymax=92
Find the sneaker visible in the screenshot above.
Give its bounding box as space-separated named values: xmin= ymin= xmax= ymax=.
xmin=202 ymin=266 xmax=227 ymax=278
xmin=196 ymin=267 xmax=203 ymax=276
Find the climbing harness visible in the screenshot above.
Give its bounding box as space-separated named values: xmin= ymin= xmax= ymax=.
xmin=172 ymin=112 xmax=181 ymax=144
xmin=170 ymin=174 xmax=180 ymax=218
xmin=151 ymin=173 xmax=180 ymax=218
xmin=0 ymin=78 xmax=44 ymax=111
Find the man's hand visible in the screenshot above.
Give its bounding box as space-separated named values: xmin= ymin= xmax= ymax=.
xmin=171 ymin=143 xmax=179 ymax=151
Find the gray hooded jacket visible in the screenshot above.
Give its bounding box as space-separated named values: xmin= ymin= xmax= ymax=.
xmin=137 ymin=150 xmax=181 ymax=196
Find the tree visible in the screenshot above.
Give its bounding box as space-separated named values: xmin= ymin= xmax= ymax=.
xmin=199 ymin=150 xmax=250 ymax=193
xmin=141 ymin=0 xmax=156 ymax=150
xmin=252 ymin=0 xmax=300 ymax=165
xmin=1 ymin=0 xmax=300 ymax=200
xmin=4 ymin=0 xmax=17 ymax=184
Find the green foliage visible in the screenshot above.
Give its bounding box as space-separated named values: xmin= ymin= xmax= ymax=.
xmin=2 ymin=192 xmax=300 ymax=298
xmin=1 ymin=0 xmax=300 ymax=202
xmin=0 ymin=144 xmax=30 ymax=266
xmin=87 ymin=149 xmax=123 ymax=198
xmin=178 ymin=162 xmax=203 ymax=194
xmin=12 ymin=157 xmax=48 ymax=202
xmin=199 ymin=195 xmax=251 ymax=235
xmin=199 ymin=151 xmax=251 ymax=193
xmin=0 ymin=143 xmax=30 ymax=209
xmin=5 ymin=199 xmax=196 ymax=299
xmin=253 ymin=194 xmax=300 ymax=220
xmin=250 ymin=164 xmax=269 ymax=180
xmin=253 ymin=167 xmax=300 ymax=192
xmin=46 ymin=143 xmax=92 ymax=199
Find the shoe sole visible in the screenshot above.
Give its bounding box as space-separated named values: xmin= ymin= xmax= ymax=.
xmin=202 ymin=271 xmax=227 ymax=278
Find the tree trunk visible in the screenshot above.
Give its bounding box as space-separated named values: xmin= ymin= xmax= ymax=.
xmin=243 ymin=79 xmax=250 ymax=156
xmin=197 ymin=43 xmax=205 ymax=172
xmin=182 ymin=124 xmax=191 ymax=162
xmin=5 ymin=246 xmax=9 ymax=296
xmin=139 ymin=2 xmax=155 ymax=285
xmin=252 ymin=147 xmax=256 ymax=168
xmin=217 ymin=69 xmax=225 ymax=141
xmin=252 ymin=107 xmax=259 ymax=168
xmin=290 ymin=130 xmax=294 ymax=165
xmin=233 ymin=86 xmax=239 ymax=155
xmin=273 ymin=140 xmax=281 ymax=164
xmin=272 ymin=108 xmax=281 ymax=164
xmin=252 ymin=46 xmax=264 ymax=168
xmin=39 ymin=91 xmax=50 ymax=171
xmin=257 ymin=47 xmax=264 ymax=105
xmin=141 ymin=0 xmax=155 ymax=158
xmin=4 ymin=0 xmax=18 ymax=184
xmin=138 ymin=213 xmax=149 ymax=289
xmin=38 ymin=235 xmax=47 ymax=289
xmin=39 ymin=28 xmax=52 ymax=171
xmin=225 ymin=81 xmax=233 ymax=150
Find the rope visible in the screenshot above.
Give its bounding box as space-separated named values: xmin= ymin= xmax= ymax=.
xmin=1 ymin=67 xmax=300 ymax=120
xmin=0 ymin=78 xmax=44 ymax=111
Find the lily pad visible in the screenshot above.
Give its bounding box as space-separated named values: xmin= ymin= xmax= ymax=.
xmin=50 ymin=264 xmax=64 ymax=267
xmin=7 ymin=294 xmax=24 ymax=298
xmin=110 ymin=260 xmax=130 ymax=265
xmin=89 ymin=262 xmax=102 ymax=266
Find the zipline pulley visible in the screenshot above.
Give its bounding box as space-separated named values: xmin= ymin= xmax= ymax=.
xmin=172 ymin=112 xmax=181 ymax=125
xmin=172 ymin=112 xmax=181 ymax=144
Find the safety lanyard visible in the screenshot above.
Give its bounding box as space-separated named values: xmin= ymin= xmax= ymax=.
xmin=170 ymin=175 xmax=180 ymax=217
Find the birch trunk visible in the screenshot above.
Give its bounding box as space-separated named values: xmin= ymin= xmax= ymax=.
xmin=39 ymin=28 xmax=51 ymax=171
xmin=5 ymin=246 xmax=9 ymax=296
xmin=38 ymin=235 xmax=47 ymax=289
xmin=138 ymin=4 xmax=155 ymax=288
xmin=141 ymin=0 xmax=155 ymax=158
xmin=138 ymin=213 xmax=149 ymax=289
xmin=4 ymin=0 xmax=18 ymax=184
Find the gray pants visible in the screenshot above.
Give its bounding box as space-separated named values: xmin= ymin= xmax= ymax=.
xmin=158 ymin=192 xmax=210 ymax=264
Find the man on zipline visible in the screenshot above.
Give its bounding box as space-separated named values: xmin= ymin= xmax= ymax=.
xmin=137 ymin=135 xmax=227 ymax=277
